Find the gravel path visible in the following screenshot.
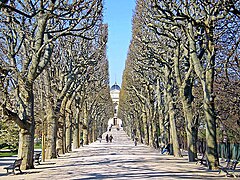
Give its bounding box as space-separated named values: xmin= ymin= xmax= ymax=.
xmin=0 ymin=128 xmax=233 ymax=179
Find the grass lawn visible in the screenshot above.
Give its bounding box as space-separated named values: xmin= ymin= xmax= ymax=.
xmin=34 ymin=143 xmax=42 ymax=149
xmin=0 ymin=143 xmax=41 ymax=157
xmin=0 ymin=151 xmax=17 ymax=157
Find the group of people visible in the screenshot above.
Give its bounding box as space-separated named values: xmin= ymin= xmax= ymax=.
xmin=98 ymin=134 xmax=113 ymax=143
xmin=86 ymin=128 xmax=170 ymax=153
xmin=108 ymin=124 xmax=113 ymax=131
xmin=98 ymin=124 xmax=114 ymax=143
xmin=105 ymin=134 xmax=113 ymax=143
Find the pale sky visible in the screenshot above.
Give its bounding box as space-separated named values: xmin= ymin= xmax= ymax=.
xmin=104 ymin=0 xmax=136 ymax=87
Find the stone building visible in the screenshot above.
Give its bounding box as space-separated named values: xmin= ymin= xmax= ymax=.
xmin=108 ymin=82 xmax=122 ymax=129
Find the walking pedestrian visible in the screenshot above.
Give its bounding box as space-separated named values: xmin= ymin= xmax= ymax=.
xmin=109 ymin=134 xmax=113 ymax=143
xmin=80 ymin=138 xmax=84 ymax=147
xmin=106 ymin=134 xmax=109 ymax=143
xmin=99 ymin=134 xmax=102 ymax=143
xmin=134 ymin=137 xmax=138 ymax=146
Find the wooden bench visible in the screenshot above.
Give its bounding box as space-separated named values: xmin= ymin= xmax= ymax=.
xmin=4 ymin=158 xmax=23 ymax=174
xmin=219 ymin=159 xmax=238 ymax=178
xmin=34 ymin=153 xmax=41 ymax=165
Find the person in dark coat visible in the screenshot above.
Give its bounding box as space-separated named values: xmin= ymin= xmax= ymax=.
xmin=106 ymin=134 xmax=109 ymax=143
xmin=161 ymin=143 xmax=170 ymax=154
xmin=109 ymin=134 xmax=113 ymax=143
xmin=99 ymin=134 xmax=102 ymax=143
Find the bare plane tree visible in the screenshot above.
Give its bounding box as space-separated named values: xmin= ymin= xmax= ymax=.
xmin=0 ymin=0 xmax=103 ymax=169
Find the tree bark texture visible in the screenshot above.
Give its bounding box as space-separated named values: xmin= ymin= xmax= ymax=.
xmin=142 ymin=111 xmax=149 ymax=145
xmin=165 ymin=66 xmax=181 ymax=157
xmin=72 ymin=107 xmax=80 ymax=149
xmin=187 ymin=22 xmax=219 ymax=169
xmin=66 ymin=98 xmax=73 ymax=152
xmin=57 ymin=97 xmax=67 ymax=154
xmin=17 ymin=84 xmax=35 ymax=170
xmin=46 ymin=99 xmax=57 ymax=159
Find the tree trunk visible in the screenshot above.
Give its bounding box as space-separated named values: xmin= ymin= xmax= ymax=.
xmin=79 ymin=122 xmax=83 ymax=145
xmin=46 ymin=99 xmax=57 ymax=159
xmin=136 ymin=117 xmax=141 ymax=142
xmin=180 ymin=84 xmax=198 ymax=162
xmin=173 ymin=42 xmax=197 ymax=161
xmin=204 ymin=88 xmax=218 ymax=169
xmin=187 ymin=21 xmax=219 ymax=169
xmin=40 ymin=79 xmax=46 ymax=162
xmin=165 ymin=66 xmax=181 ymax=157
xmin=156 ymin=78 xmax=165 ymax=145
xmin=65 ymin=99 xmax=73 ymax=152
xmin=57 ymin=96 xmax=67 ymax=154
xmin=168 ymin=98 xmax=182 ymax=157
xmin=83 ymin=128 xmax=88 ymax=145
xmin=18 ymin=128 xmax=35 ymax=170
xmin=41 ymin=124 xmax=46 ymax=162
xmin=142 ymin=111 xmax=149 ymax=145
xmin=44 ymin=70 xmax=57 ymax=159
xmin=18 ymin=84 xmax=35 ymax=170
xmin=148 ymin=117 xmax=153 ymax=147
xmin=92 ymin=120 xmax=97 ymax=142
xmin=72 ymin=107 xmax=80 ymax=149
xmin=204 ymin=68 xmax=218 ymax=169
xmin=83 ymin=104 xmax=89 ymax=145
xmin=163 ymin=86 xmax=170 ymax=145
xmin=204 ymin=22 xmax=219 ymax=169
xmin=183 ymin=97 xmax=198 ymax=161
xmin=65 ymin=111 xmax=72 ymax=152
xmin=152 ymin=117 xmax=158 ymax=148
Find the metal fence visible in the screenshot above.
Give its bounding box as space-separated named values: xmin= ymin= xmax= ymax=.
xmin=197 ymin=140 xmax=240 ymax=160
xmin=218 ymin=143 xmax=240 ymax=160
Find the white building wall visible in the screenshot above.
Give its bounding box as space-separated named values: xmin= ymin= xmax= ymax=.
xmin=108 ymin=84 xmax=122 ymax=129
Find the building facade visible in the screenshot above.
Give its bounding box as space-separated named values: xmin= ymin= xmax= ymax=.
xmin=108 ymin=83 xmax=122 ymax=128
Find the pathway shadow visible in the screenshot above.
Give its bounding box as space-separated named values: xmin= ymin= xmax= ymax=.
xmin=0 ymin=170 xmax=41 ymax=177
xmin=38 ymin=162 xmax=56 ymax=165
xmin=76 ymin=170 xmax=225 ymax=180
xmin=0 ymin=162 xmax=12 ymax=166
xmin=0 ymin=128 xmax=230 ymax=179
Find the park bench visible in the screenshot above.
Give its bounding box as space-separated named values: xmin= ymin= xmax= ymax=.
xmin=4 ymin=158 xmax=23 ymax=174
xmin=34 ymin=153 xmax=41 ymax=165
xmin=219 ymin=159 xmax=239 ymax=178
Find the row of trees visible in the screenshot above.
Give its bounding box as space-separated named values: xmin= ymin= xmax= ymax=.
xmin=0 ymin=0 xmax=113 ymax=170
xmin=119 ymin=0 xmax=239 ymax=170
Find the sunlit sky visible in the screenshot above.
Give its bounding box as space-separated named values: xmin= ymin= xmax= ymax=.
xmin=103 ymin=0 xmax=136 ymax=87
